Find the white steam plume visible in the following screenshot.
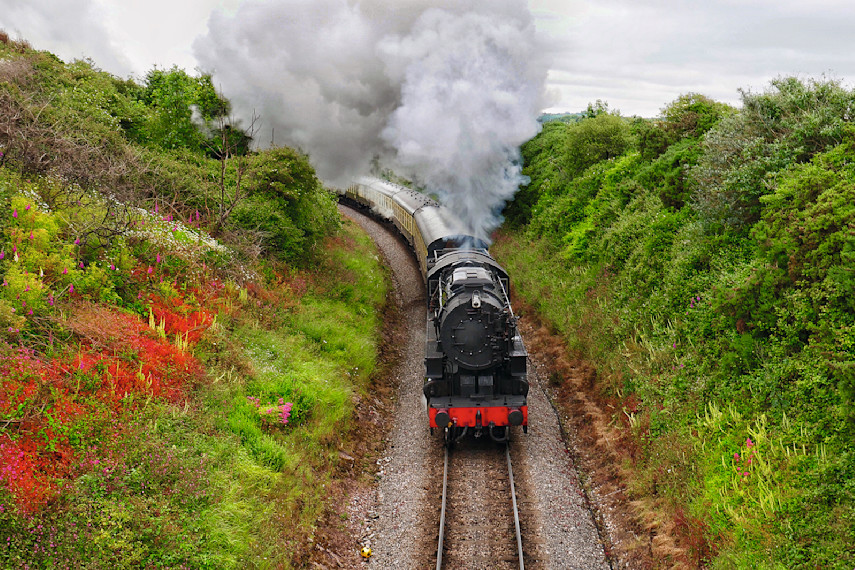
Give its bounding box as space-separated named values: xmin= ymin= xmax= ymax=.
xmin=193 ymin=0 xmax=548 ymax=240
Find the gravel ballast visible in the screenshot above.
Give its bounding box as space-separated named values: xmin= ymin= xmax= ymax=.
xmin=340 ymin=204 xmax=611 ymax=569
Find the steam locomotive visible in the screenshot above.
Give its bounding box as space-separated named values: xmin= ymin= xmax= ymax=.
xmin=344 ymin=177 xmax=528 ymax=444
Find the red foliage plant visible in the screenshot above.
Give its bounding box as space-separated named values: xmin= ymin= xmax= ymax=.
xmin=0 ymin=287 xmax=215 ymax=513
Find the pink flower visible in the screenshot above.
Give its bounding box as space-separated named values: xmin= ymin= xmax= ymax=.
xmin=110 ymin=264 xmax=116 ymax=270
xmin=156 ymin=253 xmax=162 ymax=264
xmin=62 ymin=268 xmax=68 ymax=275
xmin=0 ymin=251 xmax=4 ymax=260
xmin=746 ymin=437 xmax=754 ymax=448
xmin=25 ymin=204 xmax=30 ymax=211
xmin=69 ymin=284 xmax=74 ymax=294
xmin=12 ymin=209 xmax=17 ymax=218
xmin=147 ymin=266 xmax=153 ymax=275
xmin=733 ymin=452 xmax=739 ymax=461
xmin=74 ymin=238 xmax=80 ymax=245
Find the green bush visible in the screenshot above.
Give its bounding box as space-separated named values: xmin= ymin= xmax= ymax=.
xmin=692 ymin=77 xmax=855 ymax=234
xmin=563 ymin=112 xmax=632 ymax=177
xmin=231 ymin=148 xmax=340 ymax=262
xmin=501 ymin=75 xmax=855 ymax=567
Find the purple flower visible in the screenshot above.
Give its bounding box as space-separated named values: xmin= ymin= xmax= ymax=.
xmin=74 ymin=238 xmax=80 ymax=245
xmin=12 ymin=209 xmax=17 ymax=218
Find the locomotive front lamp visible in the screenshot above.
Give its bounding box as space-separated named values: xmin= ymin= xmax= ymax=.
xmin=471 ymin=290 xmax=482 ymax=308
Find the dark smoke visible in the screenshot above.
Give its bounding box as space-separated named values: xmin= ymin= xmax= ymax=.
xmin=194 ymin=0 xmax=549 ymax=239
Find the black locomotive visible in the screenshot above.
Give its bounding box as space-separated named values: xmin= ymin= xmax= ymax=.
xmin=344 ymin=177 xmax=528 ymax=443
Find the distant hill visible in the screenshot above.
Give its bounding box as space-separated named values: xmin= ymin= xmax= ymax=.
xmin=537 ymin=112 xmax=585 ymax=124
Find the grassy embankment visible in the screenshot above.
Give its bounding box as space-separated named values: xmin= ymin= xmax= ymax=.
xmin=0 ymin=35 xmax=387 ymax=568
xmin=495 ymin=83 xmax=854 ymax=568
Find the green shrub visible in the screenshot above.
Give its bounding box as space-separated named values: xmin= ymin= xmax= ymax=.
xmin=563 ymin=112 xmax=632 ymax=177
xmin=503 ymin=75 xmax=855 ymax=566
xmin=692 ymin=77 xmax=855 ymax=234
xmin=231 ymin=148 xmax=340 ymax=262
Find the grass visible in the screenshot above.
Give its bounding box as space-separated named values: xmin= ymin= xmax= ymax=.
xmin=0 ymin=174 xmax=388 ymax=569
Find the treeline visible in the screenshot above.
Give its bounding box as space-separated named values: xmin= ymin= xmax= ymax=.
xmin=500 ymin=78 xmax=854 ymax=566
xmin=0 ymin=32 xmax=339 ymax=265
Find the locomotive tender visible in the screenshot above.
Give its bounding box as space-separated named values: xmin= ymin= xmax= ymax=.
xmin=344 ymin=177 xmax=529 ymax=443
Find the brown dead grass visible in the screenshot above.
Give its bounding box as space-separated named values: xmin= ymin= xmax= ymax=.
xmin=56 ymin=301 xmax=140 ymax=350
xmin=517 ymin=301 xmax=696 ymax=569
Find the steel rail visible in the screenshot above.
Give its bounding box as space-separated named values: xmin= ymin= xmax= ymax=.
xmin=435 ymin=442 xmax=525 ymax=569
xmin=436 ymin=444 xmax=449 ymax=570
xmin=506 ymin=443 xmax=525 ymax=570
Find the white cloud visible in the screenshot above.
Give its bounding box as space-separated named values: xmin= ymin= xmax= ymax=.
xmin=531 ymin=0 xmax=855 ymax=116
xmin=4 ymin=0 xmax=855 ymax=118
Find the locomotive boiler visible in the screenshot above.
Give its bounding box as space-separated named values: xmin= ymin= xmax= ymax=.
xmin=344 ymin=177 xmax=528 ymax=443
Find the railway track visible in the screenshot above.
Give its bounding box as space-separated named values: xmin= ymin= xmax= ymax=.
xmin=435 ymin=437 xmax=525 ymax=569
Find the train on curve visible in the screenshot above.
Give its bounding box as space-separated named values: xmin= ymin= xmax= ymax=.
xmin=343 ymin=177 xmax=529 ymax=444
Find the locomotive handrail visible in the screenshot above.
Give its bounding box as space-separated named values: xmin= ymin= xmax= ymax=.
xmin=496 ymin=274 xmax=515 ymax=319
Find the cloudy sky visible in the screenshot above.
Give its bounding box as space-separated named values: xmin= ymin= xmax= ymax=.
xmin=3 ymin=0 xmax=855 ymax=118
